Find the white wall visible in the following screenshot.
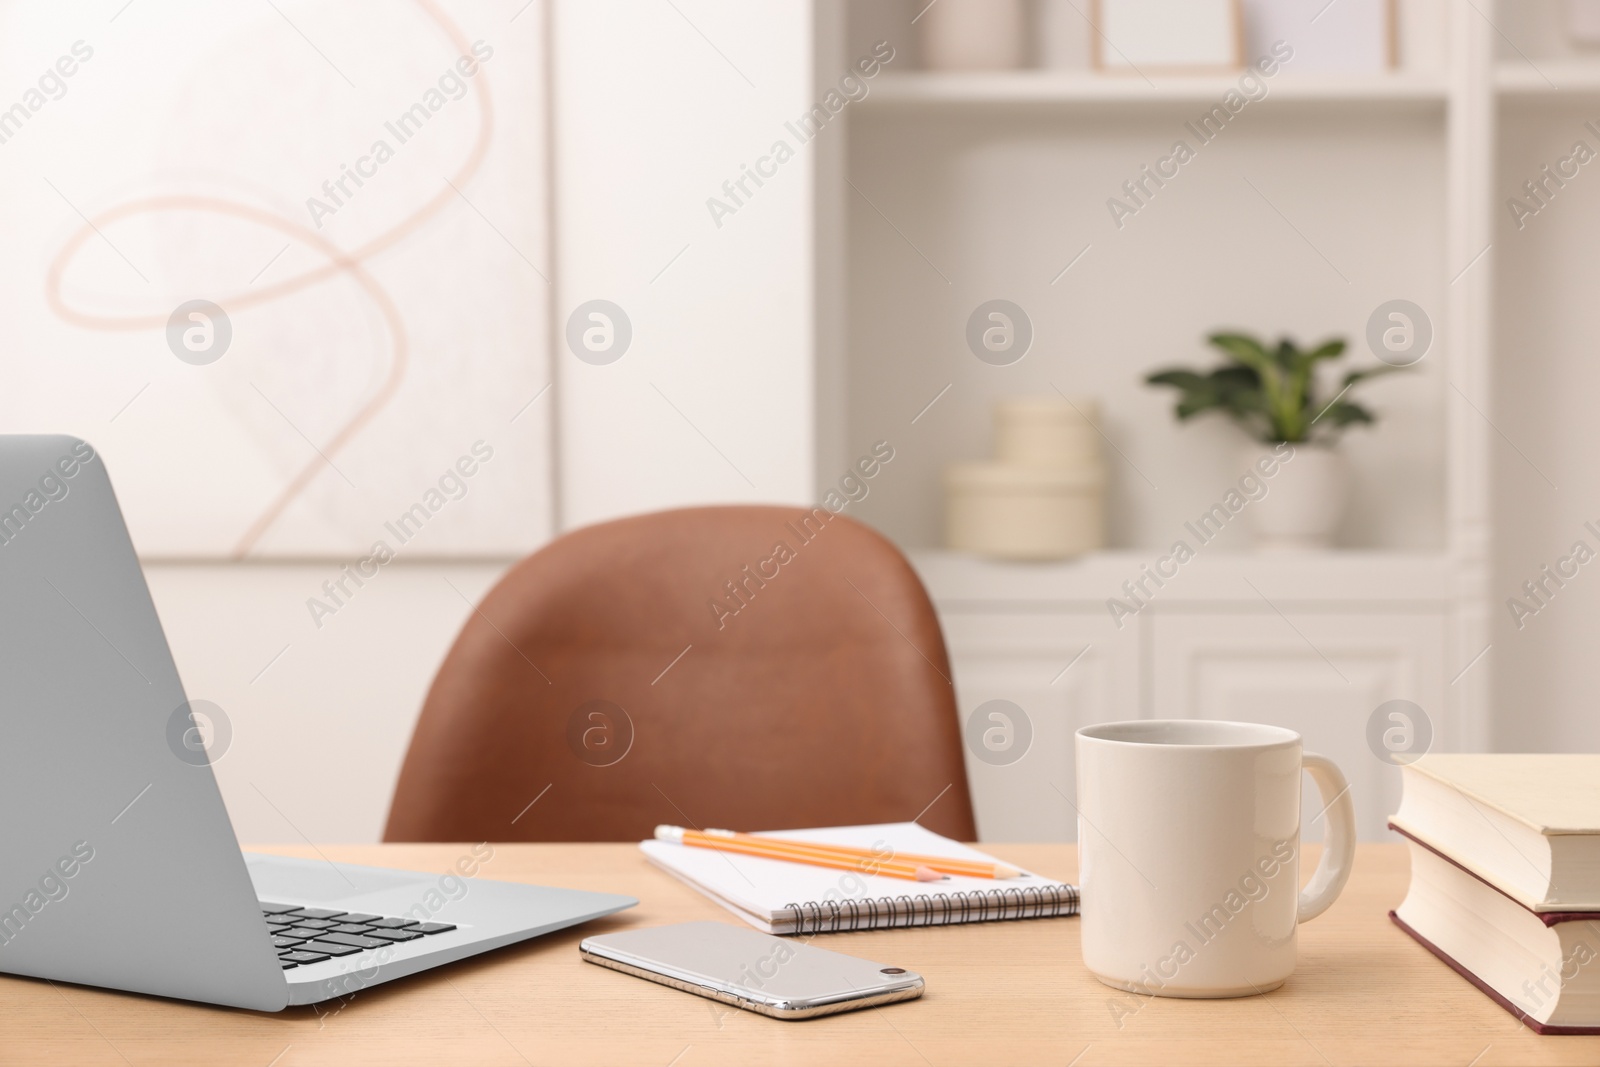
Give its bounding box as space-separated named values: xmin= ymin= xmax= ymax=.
xmin=1480 ymin=1 xmax=1600 ymax=755
xmin=135 ymin=1 xmax=834 ymax=846
xmin=146 ymin=562 xmax=508 ymax=844
xmin=1491 ymin=95 xmax=1600 ymax=755
xmin=550 ymin=0 xmax=822 ymax=526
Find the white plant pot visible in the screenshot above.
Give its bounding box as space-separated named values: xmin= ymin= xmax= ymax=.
xmin=1246 ymin=444 xmax=1348 ymax=551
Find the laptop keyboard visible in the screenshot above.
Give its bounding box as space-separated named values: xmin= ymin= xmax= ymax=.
xmin=260 ymin=902 xmax=456 ymax=970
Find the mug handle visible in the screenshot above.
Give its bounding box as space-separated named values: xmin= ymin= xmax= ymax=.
xmin=1297 ymin=752 xmax=1356 ymax=923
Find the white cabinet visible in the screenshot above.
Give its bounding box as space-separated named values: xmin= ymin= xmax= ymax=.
xmin=835 ymin=0 xmax=1494 ymax=837
xmin=940 ymin=611 xmax=1139 ymax=842
xmin=1150 ymin=612 xmax=1447 ymax=842
xmin=917 ymin=550 xmax=1457 ymax=843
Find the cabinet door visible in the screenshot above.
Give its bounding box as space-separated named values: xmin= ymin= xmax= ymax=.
xmin=1151 ymin=612 xmax=1447 ymax=841
xmin=939 ymin=611 xmax=1141 ymax=842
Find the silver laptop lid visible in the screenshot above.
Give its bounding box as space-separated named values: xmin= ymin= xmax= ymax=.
xmin=0 ymin=435 xmax=286 ymax=1010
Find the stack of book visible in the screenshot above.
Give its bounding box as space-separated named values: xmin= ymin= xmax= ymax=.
xmin=1390 ymin=754 xmax=1600 ymax=1035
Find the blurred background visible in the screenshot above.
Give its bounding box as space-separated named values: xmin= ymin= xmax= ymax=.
xmin=0 ymin=0 xmax=1593 ymax=845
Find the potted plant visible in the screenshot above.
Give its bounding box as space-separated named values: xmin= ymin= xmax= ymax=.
xmin=1145 ymin=332 xmax=1402 ymax=550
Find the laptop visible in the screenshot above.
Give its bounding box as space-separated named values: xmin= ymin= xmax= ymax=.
xmin=0 ymin=435 xmax=636 ymax=1010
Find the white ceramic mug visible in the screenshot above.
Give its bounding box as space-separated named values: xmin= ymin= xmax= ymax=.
xmin=1075 ymin=720 xmax=1356 ymax=998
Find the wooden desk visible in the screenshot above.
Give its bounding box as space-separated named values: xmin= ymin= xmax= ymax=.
xmin=5 ymin=842 xmax=1598 ymax=1066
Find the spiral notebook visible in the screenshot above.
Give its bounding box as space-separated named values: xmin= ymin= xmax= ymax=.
xmin=639 ymin=821 xmax=1078 ymax=935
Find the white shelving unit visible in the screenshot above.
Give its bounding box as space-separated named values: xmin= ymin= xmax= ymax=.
xmin=1494 ymin=58 xmax=1600 ymax=94
xmin=819 ymin=1 xmax=1500 ymax=841
xmin=549 ymin=0 xmax=1600 ymax=841
xmin=866 ymin=71 xmax=1449 ymax=108
xmin=1486 ymin=1 xmax=1600 ymax=760
xmin=907 ymin=550 xmax=1457 ymax=842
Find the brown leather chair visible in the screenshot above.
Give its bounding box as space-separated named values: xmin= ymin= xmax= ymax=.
xmin=384 ymin=505 xmax=976 ymax=843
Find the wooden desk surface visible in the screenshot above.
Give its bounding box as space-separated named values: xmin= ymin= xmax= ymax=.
xmin=5 ymin=842 xmax=1598 ymax=1066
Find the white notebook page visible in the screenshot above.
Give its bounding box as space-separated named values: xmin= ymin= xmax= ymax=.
xmin=639 ymin=822 xmax=1072 ymax=933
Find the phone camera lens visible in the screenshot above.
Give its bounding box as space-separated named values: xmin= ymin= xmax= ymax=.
xmin=879 ymin=967 xmax=906 ymax=974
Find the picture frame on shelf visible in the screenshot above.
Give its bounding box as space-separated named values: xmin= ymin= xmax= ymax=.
xmin=1091 ymin=0 xmax=1242 ymax=74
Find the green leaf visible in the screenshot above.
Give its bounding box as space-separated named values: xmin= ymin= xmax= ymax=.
xmin=1209 ymin=332 xmax=1293 ymax=435
xmin=1149 ymin=364 xmax=1269 ymax=428
xmin=1305 ymin=338 xmax=1347 ymax=362
xmin=1145 ymin=369 xmax=1210 ymax=390
xmin=1211 ymin=365 xmax=1260 ymax=387
xmin=1341 ymin=364 xmax=1406 ymax=388
xmin=1316 ymin=400 xmax=1375 ymax=428
xmin=1272 ymin=338 xmax=1298 ymax=370
xmin=1150 ymin=331 xmax=1387 ymax=442
xmin=1206 ymin=333 xmax=1275 ymax=374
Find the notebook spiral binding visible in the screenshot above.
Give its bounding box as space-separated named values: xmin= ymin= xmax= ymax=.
xmin=780 ymin=884 xmax=1080 ymax=935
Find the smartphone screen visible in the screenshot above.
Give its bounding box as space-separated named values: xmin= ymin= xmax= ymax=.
xmin=580 ymin=921 xmax=924 ymax=1020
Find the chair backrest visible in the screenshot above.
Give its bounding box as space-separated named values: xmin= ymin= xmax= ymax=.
xmin=384 ymin=505 xmax=977 ymax=843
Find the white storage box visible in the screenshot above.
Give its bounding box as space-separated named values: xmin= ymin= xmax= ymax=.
xmin=993 ymin=396 xmax=1101 ymax=465
xmin=945 ymin=461 xmax=1105 ymax=560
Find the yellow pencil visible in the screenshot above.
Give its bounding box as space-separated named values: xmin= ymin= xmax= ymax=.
xmin=655 ymin=826 xmax=945 ymax=882
xmin=655 ymin=826 xmax=1022 ymax=879
xmin=703 ymin=829 xmax=1023 ymax=880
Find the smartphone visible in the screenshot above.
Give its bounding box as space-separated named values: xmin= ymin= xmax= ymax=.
xmin=579 ymin=921 xmax=924 ymax=1020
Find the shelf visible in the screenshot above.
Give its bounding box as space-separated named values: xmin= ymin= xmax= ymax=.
xmin=1495 ymin=58 xmax=1600 ymax=96
xmin=862 ymin=72 xmax=1448 ymax=110
xmin=910 ymin=550 xmax=1457 ymax=609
